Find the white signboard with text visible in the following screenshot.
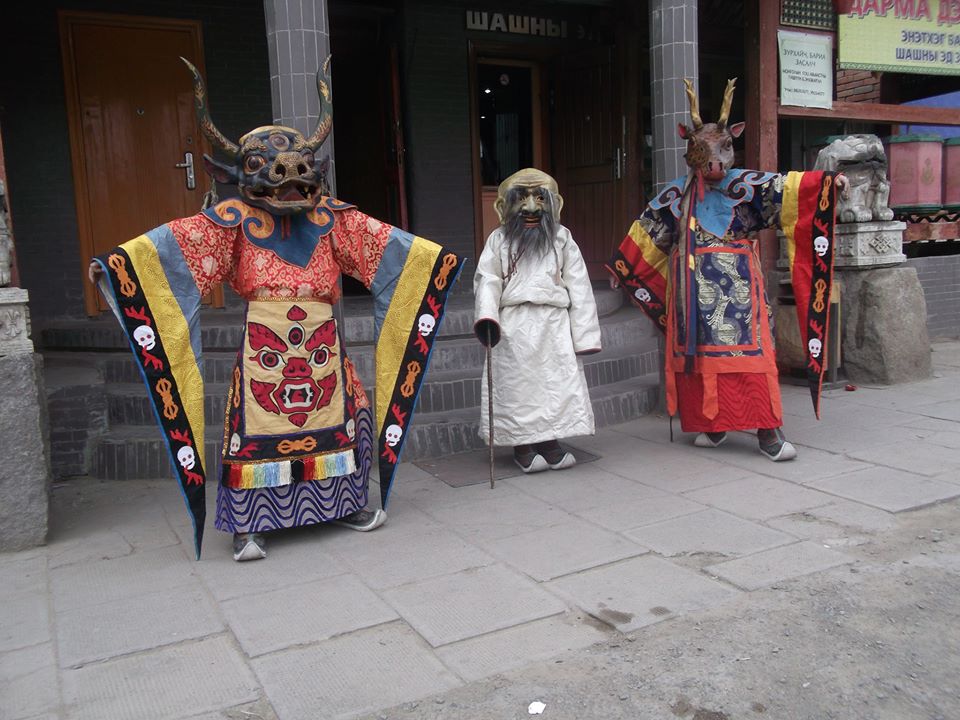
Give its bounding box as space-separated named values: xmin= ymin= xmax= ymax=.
xmin=778 ymin=30 xmax=834 ymax=109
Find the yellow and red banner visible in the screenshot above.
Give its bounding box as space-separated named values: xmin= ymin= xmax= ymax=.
xmin=781 ymin=170 xmax=838 ymax=418
xmin=605 ymin=219 xmax=670 ymax=332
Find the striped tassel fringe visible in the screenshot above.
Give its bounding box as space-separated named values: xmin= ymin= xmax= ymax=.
xmin=224 ymin=449 xmax=356 ymax=489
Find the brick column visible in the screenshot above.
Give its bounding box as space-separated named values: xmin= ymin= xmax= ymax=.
xmin=649 ymin=0 xmax=698 ymax=191
xmin=264 ymin=0 xmax=336 ymax=192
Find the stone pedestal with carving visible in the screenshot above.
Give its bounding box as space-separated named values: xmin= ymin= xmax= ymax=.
xmin=0 ymin=287 xmax=50 ymax=551
xmin=0 ymin=287 xmax=32 ymax=354
xmin=834 ymin=220 xmax=907 ymax=269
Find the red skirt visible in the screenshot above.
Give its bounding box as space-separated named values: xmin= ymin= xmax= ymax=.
xmin=673 ymin=371 xmax=782 ymax=433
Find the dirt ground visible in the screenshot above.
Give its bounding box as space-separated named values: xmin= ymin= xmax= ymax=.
xmin=360 ymin=499 xmax=960 ymax=720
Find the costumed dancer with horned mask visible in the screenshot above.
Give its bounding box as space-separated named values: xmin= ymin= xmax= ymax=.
xmin=474 ymin=168 xmax=601 ymax=473
xmin=88 ymin=58 xmax=465 ymax=562
xmin=607 ymin=78 xmax=847 ymax=461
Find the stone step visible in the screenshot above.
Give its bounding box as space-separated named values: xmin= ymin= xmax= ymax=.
xmin=41 ymin=286 xmax=624 ymax=351
xmin=89 ymin=373 xmax=662 ymax=480
xmin=41 ymin=303 xmax=474 ymax=353
xmin=102 ymin=343 xmax=661 ymax=426
xmin=90 ymin=425 xmax=224 ymax=483
xmin=397 ymin=373 xmax=663 ymax=462
xmin=91 ymin=306 xmax=651 ymax=388
xmin=107 ymin=383 xmax=231 ymax=428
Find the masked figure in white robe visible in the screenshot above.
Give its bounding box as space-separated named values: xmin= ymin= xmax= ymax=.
xmin=474 ymin=168 xmax=601 ymax=473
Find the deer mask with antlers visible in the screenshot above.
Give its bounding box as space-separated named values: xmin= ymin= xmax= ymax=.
xmin=678 ymin=77 xmax=745 ymax=193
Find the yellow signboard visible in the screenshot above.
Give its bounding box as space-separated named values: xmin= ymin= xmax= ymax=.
xmin=839 ymin=0 xmax=960 ymax=75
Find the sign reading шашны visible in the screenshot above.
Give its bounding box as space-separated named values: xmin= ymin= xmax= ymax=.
xmin=839 ymin=0 xmax=960 ymax=75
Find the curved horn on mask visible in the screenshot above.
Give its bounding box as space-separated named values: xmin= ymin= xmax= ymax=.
xmin=305 ymin=55 xmax=333 ymax=150
xmin=682 ymin=78 xmax=703 ymax=130
xmin=180 ymin=57 xmax=240 ymax=156
xmin=718 ymin=77 xmax=737 ymax=128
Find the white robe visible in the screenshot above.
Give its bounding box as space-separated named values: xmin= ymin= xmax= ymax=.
xmin=474 ymin=225 xmax=601 ymax=446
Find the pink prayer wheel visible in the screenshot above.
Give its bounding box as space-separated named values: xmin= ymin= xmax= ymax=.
xmin=886 ymin=134 xmax=943 ymax=213
xmin=943 ymin=137 xmax=960 ymax=210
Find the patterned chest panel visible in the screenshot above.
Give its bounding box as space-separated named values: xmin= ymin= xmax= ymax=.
xmin=673 ymin=243 xmax=765 ymax=358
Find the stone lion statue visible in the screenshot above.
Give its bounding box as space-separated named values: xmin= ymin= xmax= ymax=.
xmin=814 ymin=134 xmax=895 ymax=223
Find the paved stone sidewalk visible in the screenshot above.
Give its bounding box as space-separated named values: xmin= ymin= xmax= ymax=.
xmin=3 ymin=341 xmax=960 ymax=720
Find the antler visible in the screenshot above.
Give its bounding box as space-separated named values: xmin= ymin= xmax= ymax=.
xmin=717 ymin=77 xmax=737 ymax=128
xmin=305 ymin=55 xmax=333 ymax=150
xmin=682 ymin=78 xmax=703 ymax=130
xmin=181 ymin=57 xmax=239 ymax=156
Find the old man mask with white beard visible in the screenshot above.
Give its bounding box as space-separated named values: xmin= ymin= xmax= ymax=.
xmin=494 ymin=168 xmax=564 ymax=278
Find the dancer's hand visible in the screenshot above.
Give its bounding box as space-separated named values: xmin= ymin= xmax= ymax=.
xmin=87 ymin=260 xmax=103 ymax=285
xmin=474 ymin=319 xmax=500 ymax=348
xmin=835 ymin=173 xmax=850 ymax=200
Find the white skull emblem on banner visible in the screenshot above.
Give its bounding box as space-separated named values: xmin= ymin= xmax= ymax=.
xmin=417 ymin=314 xmax=436 ymax=337
xmin=133 ymin=325 xmax=156 ymax=351
xmin=384 ymin=424 xmax=403 ymax=447
xmin=814 ymin=236 xmax=829 ymax=257
xmin=808 ymin=337 xmax=823 ymax=359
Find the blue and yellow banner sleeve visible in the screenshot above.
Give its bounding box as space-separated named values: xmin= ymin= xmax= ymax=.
xmin=94 ymin=227 xmax=207 ymax=558
xmin=370 ymin=228 xmax=465 ymax=506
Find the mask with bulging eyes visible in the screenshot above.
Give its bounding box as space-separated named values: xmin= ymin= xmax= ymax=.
xmin=182 ymin=56 xmax=333 ymax=215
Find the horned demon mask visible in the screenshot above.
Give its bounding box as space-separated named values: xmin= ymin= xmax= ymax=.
xmin=182 ymin=57 xmax=332 ymax=215
xmin=679 ymin=78 xmax=745 ymax=185
xmin=494 ymin=168 xmax=563 ymax=258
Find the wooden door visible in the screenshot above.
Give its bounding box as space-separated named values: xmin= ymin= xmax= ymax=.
xmin=60 ymin=12 xmax=221 ymax=315
xmin=551 ymin=45 xmax=624 ymax=278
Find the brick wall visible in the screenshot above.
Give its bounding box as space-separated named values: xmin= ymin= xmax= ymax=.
xmin=906 ymin=255 xmax=960 ymax=339
xmin=836 ymin=69 xmax=882 ymax=103
xmin=0 ymin=0 xmax=271 ymax=326
xmin=47 ymin=383 xmax=108 ymax=479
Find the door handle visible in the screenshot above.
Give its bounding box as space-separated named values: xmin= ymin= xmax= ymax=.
xmin=175 ymin=151 xmax=196 ymax=190
xmin=614 ymin=146 xmax=622 ymax=180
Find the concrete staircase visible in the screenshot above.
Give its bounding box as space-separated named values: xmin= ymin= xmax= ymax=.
xmin=41 ymin=286 xmax=661 ymax=480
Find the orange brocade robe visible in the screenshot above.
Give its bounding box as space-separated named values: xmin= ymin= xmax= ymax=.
xmin=607 ymin=170 xmax=838 ymax=433
xmin=93 ymin=196 xmax=465 ymax=557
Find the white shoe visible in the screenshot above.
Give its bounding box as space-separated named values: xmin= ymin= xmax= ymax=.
xmin=547 ymin=452 xmax=576 ymax=470
xmin=760 ymin=439 xmax=798 ymax=462
xmin=515 ymin=453 xmax=549 ymax=473
xmin=232 ymin=533 xmax=267 ymax=562
xmin=332 ymin=508 xmax=387 ymax=532
xmin=694 ymin=432 xmax=728 ymax=448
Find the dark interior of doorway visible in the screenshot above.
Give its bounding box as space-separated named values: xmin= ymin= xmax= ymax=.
xmin=329 ymin=1 xmax=402 ymax=296
xmin=477 ymin=62 xmax=535 ymax=187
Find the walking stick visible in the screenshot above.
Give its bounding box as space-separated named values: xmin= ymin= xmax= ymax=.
xmin=486 ymin=325 xmax=495 ymax=489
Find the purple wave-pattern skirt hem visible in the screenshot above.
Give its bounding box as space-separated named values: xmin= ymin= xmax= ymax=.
xmin=214 ymin=407 xmax=373 ymax=534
